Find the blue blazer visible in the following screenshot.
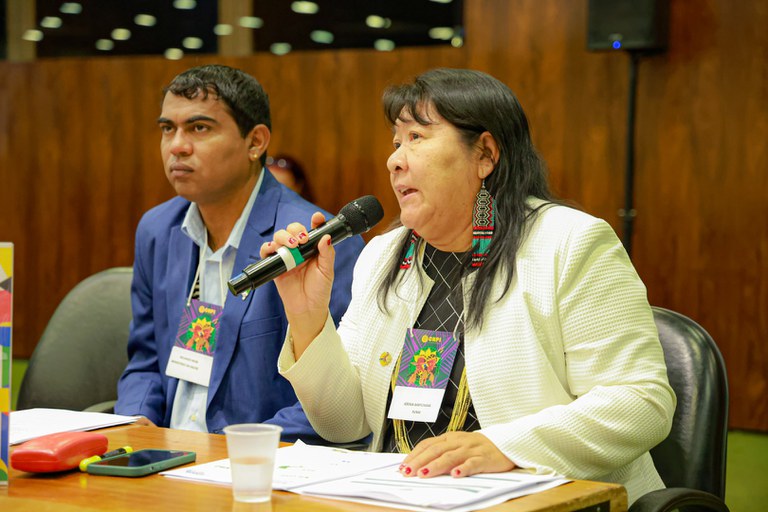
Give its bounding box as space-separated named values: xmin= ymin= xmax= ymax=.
xmin=115 ymin=171 xmax=364 ymax=439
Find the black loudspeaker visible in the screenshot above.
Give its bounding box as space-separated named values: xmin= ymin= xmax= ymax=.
xmin=587 ymin=0 xmax=669 ymax=52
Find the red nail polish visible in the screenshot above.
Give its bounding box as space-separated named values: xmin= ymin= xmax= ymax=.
xmin=298 ymin=232 xmax=307 ymax=240
xmin=288 ymin=237 xmax=297 ymax=245
xmin=420 ymin=468 xmax=429 ymax=476
xmin=404 ymin=466 xmax=412 ymax=475
xmin=327 ymin=238 xmax=332 ymax=246
xmin=453 ymin=469 xmax=461 ymax=476
xmin=398 ymin=464 xmax=405 ymax=471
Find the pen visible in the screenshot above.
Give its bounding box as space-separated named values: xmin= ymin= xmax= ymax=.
xmin=79 ymin=446 xmax=134 ymax=471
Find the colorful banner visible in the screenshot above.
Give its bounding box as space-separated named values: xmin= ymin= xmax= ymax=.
xmin=0 ymin=242 xmax=13 ymax=484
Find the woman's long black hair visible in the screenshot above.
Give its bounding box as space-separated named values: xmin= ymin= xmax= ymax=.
xmin=378 ymin=68 xmax=555 ymax=331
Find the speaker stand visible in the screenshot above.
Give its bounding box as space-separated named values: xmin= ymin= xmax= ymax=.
xmin=619 ymin=51 xmax=641 ymax=257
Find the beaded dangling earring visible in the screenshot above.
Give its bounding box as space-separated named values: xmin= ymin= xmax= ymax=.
xmin=400 ymin=231 xmax=420 ymax=270
xmin=471 ymin=180 xmax=495 ymax=268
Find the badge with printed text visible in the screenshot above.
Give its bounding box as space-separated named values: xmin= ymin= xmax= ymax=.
xmin=387 ymin=328 xmax=459 ymax=423
xmin=165 ymin=299 xmax=222 ymax=387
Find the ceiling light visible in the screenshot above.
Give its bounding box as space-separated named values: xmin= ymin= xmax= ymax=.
xmin=134 ymin=14 xmax=157 ymax=27
xmin=95 ymin=39 xmax=114 ymax=51
xmin=182 ymin=37 xmax=204 ymax=50
xmin=164 ymin=48 xmax=184 ymax=60
xmin=270 ymin=42 xmax=292 ymax=55
xmin=451 ymin=35 xmax=464 ymax=48
xmin=365 ymin=15 xmax=391 ymax=29
xmin=291 ymin=1 xmax=319 ymax=14
xmin=310 ymin=30 xmax=334 ymax=44
xmin=111 ymin=28 xmax=131 ymax=41
xmin=238 ymin=17 xmax=263 ymax=29
xmin=374 ymin=39 xmax=395 ymax=51
xmin=60 ymin=3 xmax=82 ymax=15
xmin=22 ymin=30 xmax=44 ymax=42
xmin=429 ymin=0 xmax=453 ymax=3
xmin=214 ymin=24 xmax=234 ymax=36
xmin=428 ymin=27 xmax=453 ymax=40
xmin=40 ymin=16 xmax=63 ymax=29
xmin=173 ymin=0 xmax=196 ymax=10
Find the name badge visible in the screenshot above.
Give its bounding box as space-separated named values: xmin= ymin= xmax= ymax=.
xmin=165 ymin=299 xmax=222 ymax=387
xmin=387 ymin=328 xmax=459 ymax=423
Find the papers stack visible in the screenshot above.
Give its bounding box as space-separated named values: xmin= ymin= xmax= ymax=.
xmin=162 ymin=441 xmax=403 ymax=489
xmin=10 ymin=408 xmax=139 ymax=445
xmin=163 ymin=441 xmax=569 ymax=512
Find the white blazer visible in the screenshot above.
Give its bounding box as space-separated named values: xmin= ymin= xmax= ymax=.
xmin=279 ymin=202 xmax=676 ymax=505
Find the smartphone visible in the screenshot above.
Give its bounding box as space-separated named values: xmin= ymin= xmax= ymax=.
xmin=86 ymin=449 xmax=196 ymax=477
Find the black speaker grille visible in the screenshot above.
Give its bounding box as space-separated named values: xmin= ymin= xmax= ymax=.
xmin=587 ymin=0 xmax=669 ymax=52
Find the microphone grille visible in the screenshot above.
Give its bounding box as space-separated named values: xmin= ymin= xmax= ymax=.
xmin=340 ymin=195 xmax=384 ymax=235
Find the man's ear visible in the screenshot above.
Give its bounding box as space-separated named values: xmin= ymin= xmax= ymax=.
xmin=477 ymin=131 xmax=499 ymax=179
xmin=248 ymin=124 xmax=271 ymax=161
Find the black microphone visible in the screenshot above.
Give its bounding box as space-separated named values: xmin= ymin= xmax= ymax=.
xmin=228 ymin=195 xmax=384 ymax=295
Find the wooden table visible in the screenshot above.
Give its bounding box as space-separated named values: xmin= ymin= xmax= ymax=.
xmin=1 ymin=425 xmax=627 ymax=511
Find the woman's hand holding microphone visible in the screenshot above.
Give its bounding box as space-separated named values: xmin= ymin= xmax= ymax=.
xmin=260 ymin=212 xmax=336 ymax=359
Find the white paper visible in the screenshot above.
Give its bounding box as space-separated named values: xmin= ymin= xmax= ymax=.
xmin=161 ymin=441 xmax=570 ymax=512
xmin=162 ymin=440 xmax=405 ymax=490
xmin=272 ymin=441 xmax=404 ymax=490
xmin=10 ymin=408 xmax=139 ymax=445
xmin=298 ymin=466 xmax=568 ymax=511
xmin=303 ymin=478 xmax=571 ymax=512
xmin=162 ymin=458 xmax=233 ymax=486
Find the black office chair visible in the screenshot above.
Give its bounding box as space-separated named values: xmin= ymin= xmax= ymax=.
xmin=17 ymin=267 xmax=133 ymax=413
xmin=630 ymin=306 xmax=730 ymax=512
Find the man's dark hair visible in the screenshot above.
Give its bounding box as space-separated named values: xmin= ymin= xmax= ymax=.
xmin=164 ymin=64 xmax=271 ymax=166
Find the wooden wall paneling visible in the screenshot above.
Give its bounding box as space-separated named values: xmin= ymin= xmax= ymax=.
xmin=74 ymin=60 xmax=119 ymax=274
xmin=130 ymin=59 xmax=163 ymax=217
xmin=252 ymin=52 xmax=324 ymax=202
xmin=307 ymin=50 xmax=366 ymax=212
xmin=729 ymin=0 xmax=768 ymax=429
xmin=632 ymin=0 xmax=768 ymax=430
xmin=128 ymin=59 xmax=179 ymax=220
xmin=0 ymin=63 xmax=42 ymax=358
xmin=313 ymin=51 xmax=365 ymax=209
xmin=100 ymin=58 xmax=169 ymax=269
xmin=17 ymin=62 xmax=77 ymax=353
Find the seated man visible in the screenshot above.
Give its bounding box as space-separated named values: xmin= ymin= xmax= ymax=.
xmin=115 ymin=64 xmax=363 ymax=440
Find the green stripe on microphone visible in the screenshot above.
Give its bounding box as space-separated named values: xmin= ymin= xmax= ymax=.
xmin=288 ymin=246 xmax=305 ymax=265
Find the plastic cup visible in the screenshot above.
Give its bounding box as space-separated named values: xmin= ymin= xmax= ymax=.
xmin=223 ymin=424 xmax=283 ymax=503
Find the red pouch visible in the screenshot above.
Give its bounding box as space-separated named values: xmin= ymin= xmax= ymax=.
xmin=11 ymin=431 xmax=109 ymax=473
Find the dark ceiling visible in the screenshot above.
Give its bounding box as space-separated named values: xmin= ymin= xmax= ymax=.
xmin=3 ymin=0 xmax=464 ymax=59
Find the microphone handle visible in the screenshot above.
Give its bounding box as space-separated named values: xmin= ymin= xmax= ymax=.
xmin=228 ymin=216 xmax=352 ymax=295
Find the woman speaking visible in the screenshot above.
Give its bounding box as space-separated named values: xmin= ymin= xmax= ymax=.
xmin=261 ymin=68 xmax=675 ymax=506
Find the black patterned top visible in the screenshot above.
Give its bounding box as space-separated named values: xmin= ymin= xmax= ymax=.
xmin=382 ymin=244 xmax=480 ymax=452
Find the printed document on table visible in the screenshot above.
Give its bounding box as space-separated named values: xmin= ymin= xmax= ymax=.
xmin=163 ymin=441 xmax=569 ymax=511
xmin=297 ymin=466 xmax=570 ymax=512
xmin=162 ymin=457 xmax=233 ymax=486
xmin=162 ymin=440 xmax=405 ymax=489
xmin=10 ymin=408 xmax=139 ymax=445
xmin=272 ymin=441 xmax=404 ymax=489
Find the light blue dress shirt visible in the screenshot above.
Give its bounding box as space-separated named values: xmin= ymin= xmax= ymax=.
xmin=169 ymin=170 xmax=264 ymax=432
